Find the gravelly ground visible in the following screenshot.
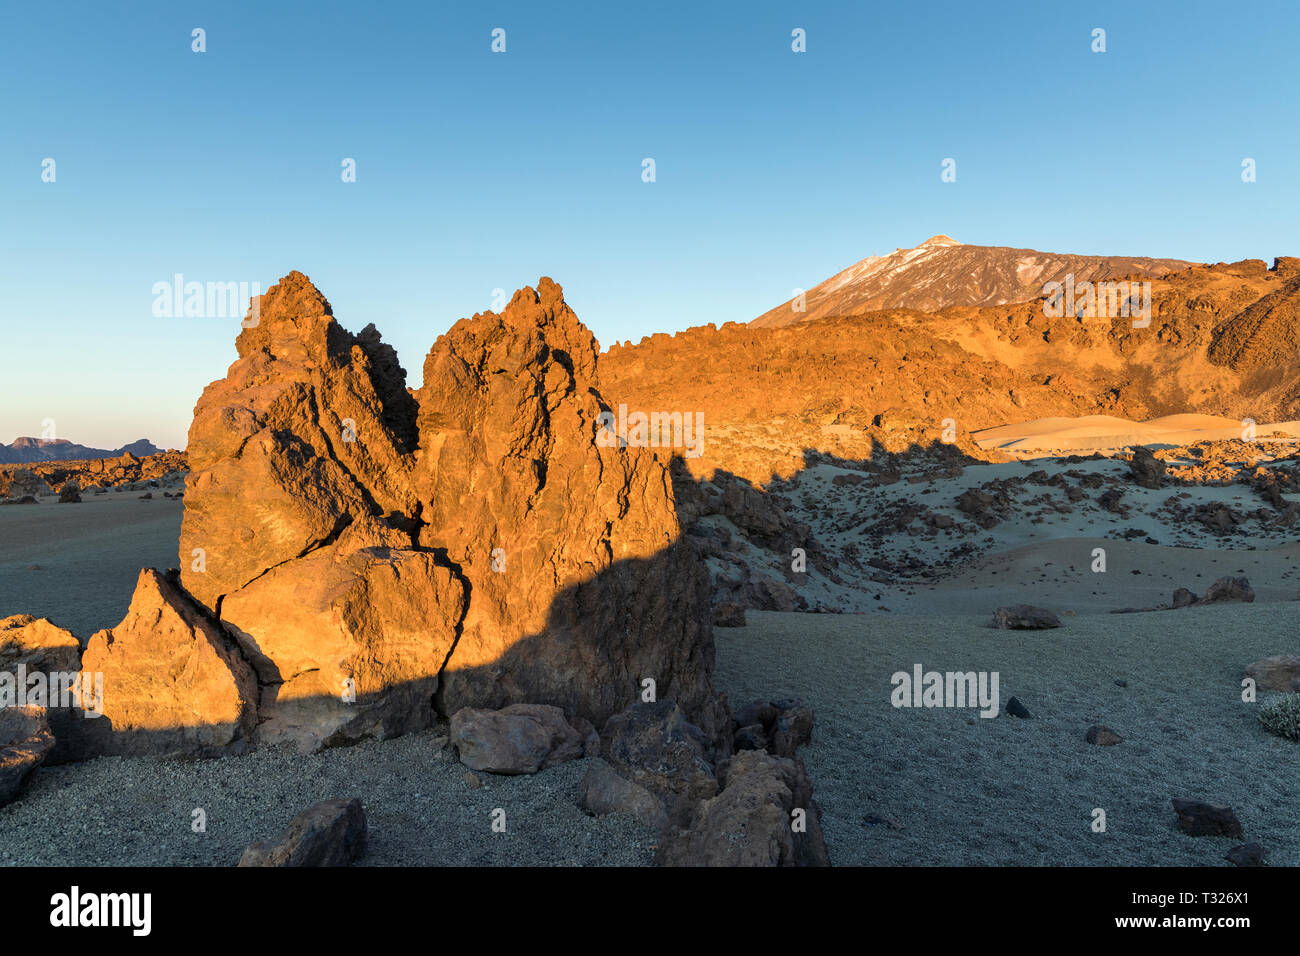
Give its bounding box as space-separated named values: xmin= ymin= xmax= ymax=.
xmin=0 ymin=729 xmax=656 ymax=866
xmin=715 ymin=607 xmax=1300 ymax=866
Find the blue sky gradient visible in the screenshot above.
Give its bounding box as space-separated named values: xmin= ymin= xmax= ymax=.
xmin=2 ymin=0 xmax=1296 ymax=448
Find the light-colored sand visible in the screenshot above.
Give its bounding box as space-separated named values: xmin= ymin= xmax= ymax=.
xmin=972 ymin=414 xmax=1300 ymax=455
xmin=715 ymin=607 xmax=1300 ymax=866
xmin=0 ymin=492 xmax=182 ymax=640
xmin=909 ymin=537 xmax=1300 ymax=616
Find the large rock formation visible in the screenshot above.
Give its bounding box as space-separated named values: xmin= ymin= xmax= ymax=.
xmin=179 ymin=272 xmax=725 ymax=751
xmin=414 ymin=280 xmax=723 ymax=735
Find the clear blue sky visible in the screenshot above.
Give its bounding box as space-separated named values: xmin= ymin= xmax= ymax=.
xmin=2 ymin=0 xmax=1296 ymax=449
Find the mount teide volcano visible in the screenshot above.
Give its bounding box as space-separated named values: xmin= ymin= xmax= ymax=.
xmin=751 ymin=235 xmax=1197 ymax=327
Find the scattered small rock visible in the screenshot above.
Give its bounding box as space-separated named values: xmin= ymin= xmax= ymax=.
xmin=1225 ymin=843 xmax=1267 ymax=867
xmin=1085 ymin=725 xmax=1123 ymax=746
xmin=992 ymin=605 xmax=1061 ymax=630
xmin=1244 ymin=654 xmax=1300 ymax=692
xmin=1171 ymin=798 xmax=1244 ymax=838
xmin=238 ymin=798 xmax=367 ymax=867
xmin=1199 ymin=576 xmax=1254 ymax=604
xmin=712 ymin=602 xmax=747 ymax=628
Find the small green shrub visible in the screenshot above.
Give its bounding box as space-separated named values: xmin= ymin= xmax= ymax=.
xmin=1259 ymin=694 xmax=1300 ymax=741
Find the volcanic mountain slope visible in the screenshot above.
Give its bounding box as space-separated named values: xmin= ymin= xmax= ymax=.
xmin=0 ymin=437 xmax=162 ymax=464
xmin=751 ymin=235 xmax=1196 ymax=328
xmin=602 ymin=256 xmax=1300 ymax=617
xmin=603 ymin=256 xmax=1300 ymax=486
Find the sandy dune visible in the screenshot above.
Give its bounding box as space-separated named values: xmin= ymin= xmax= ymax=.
xmin=973 ymin=414 xmax=1300 ymax=455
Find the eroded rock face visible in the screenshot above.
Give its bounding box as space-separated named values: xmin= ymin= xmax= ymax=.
xmin=77 ymin=569 xmax=257 ymax=758
xmin=180 ymin=271 xmax=421 ymax=613
xmin=179 ymin=272 xmax=726 ymax=751
xmin=221 ymin=528 xmax=467 ymax=752
xmin=413 ymin=279 xmax=724 ymax=734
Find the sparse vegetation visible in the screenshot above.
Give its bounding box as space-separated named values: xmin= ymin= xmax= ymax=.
xmin=1259 ymin=694 xmax=1300 ymax=741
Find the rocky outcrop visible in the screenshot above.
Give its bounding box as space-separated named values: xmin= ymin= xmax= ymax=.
xmin=1128 ymin=447 xmax=1165 ymax=488
xmin=0 ymin=469 xmax=53 ymax=499
xmin=76 ymin=569 xmax=257 ymax=758
xmin=1199 ymin=576 xmax=1255 ymax=604
xmin=414 ymin=280 xmax=724 ymax=735
xmin=238 ymin=798 xmax=367 ymax=867
xmin=179 ymin=273 xmax=727 ymax=752
xmin=0 ymin=615 xmax=80 ymax=674
xmin=180 ymin=272 xmax=420 ymax=613
xmin=0 ymin=452 xmax=186 ymax=497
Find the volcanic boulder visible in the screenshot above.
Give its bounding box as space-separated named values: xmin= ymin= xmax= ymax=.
xmin=77 ymin=569 xmax=257 ymax=758
xmin=1244 ymin=655 xmax=1300 ymax=692
xmin=449 ymin=703 xmax=587 ymax=774
xmin=0 ymin=706 xmax=55 ymax=806
xmin=238 ymin=798 xmax=367 ymax=867
xmin=0 ymin=615 xmax=83 ymax=763
xmin=657 ymin=749 xmax=830 ymax=867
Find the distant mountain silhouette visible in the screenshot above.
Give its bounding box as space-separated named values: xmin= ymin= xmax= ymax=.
xmin=751 ymin=235 xmax=1197 ymax=327
xmin=0 ymin=437 xmax=162 ymax=464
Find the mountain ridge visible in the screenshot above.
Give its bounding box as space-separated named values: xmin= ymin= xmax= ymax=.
xmin=0 ymin=437 xmax=163 ymax=464
xmin=752 ymin=236 xmax=1199 ymax=328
